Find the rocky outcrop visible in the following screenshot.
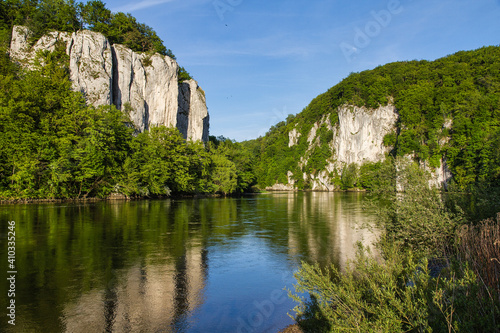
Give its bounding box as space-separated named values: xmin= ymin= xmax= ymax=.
xmin=274 ymin=103 xmax=451 ymax=191
xmin=288 ymin=127 xmax=301 ymax=147
xmin=9 ymin=26 xmax=209 ymax=141
xmin=70 ymin=30 xmax=114 ymax=106
xmin=421 ymin=158 xmax=453 ymax=190
xmin=178 ymin=80 xmax=210 ymax=142
xmin=300 ymin=104 xmax=398 ymax=191
xmin=332 ymin=104 xmax=397 ymax=168
xmin=266 ymin=183 xmax=296 ymax=191
xmin=266 ymin=171 xmax=297 ymax=191
xmin=112 ymin=44 xmax=179 ymax=132
xmin=311 ymin=170 xmax=336 ymax=191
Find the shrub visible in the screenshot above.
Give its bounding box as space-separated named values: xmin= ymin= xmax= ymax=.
xmin=455 ymin=215 xmax=500 ymax=296
xmin=340 ymin=163 xmax=359 ymax=190
xmin=289 ymin=244 xmax=500 ymax=332
xmin=380 ymin=158 xmax=464 ymax=256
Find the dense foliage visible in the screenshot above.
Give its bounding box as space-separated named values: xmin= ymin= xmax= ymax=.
xmin=0 ymin=50 xmax=254 ymax=198
xmin=249 ymin=46 xmax=500 ymax=191
xmin=289 ymin=160 xmax=500 ymax=332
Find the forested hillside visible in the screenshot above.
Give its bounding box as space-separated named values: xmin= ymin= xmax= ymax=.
xmin=247 ymin=46 xmax=500 ymax=191
xmin=1 ymin=1 xmax=499 ymax=200
xmin=0 ymin=0 xmax=254 ymax=199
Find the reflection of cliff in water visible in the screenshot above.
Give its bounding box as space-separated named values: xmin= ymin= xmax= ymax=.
xmin=284 ymin=192 xmax=379 ymax=269
xmin=62 ymin=241 xmax=208 ymax=332
xmin=58 ymin=200 xmax=210 ymax=332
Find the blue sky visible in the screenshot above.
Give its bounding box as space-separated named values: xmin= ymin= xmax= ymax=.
xmin=102 ymin=0 xmax=500 ymax=141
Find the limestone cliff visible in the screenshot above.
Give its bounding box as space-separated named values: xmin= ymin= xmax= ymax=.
xmin=284 ymin=103 xmax=450 ymax=191
xmin=332 ymin=105 xmax=398 ymax=167
xmin=10 ymin=26 xmax=209 ymax=141
xmin=177 ymin=80 xmax=210 ymax=142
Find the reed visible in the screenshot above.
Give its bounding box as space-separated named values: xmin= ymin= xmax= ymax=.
xmin=456 ymin=213 xmax=500 ymax=300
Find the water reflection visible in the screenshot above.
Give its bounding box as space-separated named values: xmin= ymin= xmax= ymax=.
xmin=63 ymin=245 xmax=208 ymax=332
xmin=284 ymin=192 xmax=378 ymax=269
xmin=0 ymin=192 xmax=379 ymax=332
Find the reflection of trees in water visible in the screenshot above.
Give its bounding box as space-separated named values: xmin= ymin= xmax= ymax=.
xmin=1 ymin=194 xmax=378 ymax=332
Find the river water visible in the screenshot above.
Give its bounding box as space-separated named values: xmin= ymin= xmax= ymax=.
xmin=0 ymin=192 xmax=379 ymax=332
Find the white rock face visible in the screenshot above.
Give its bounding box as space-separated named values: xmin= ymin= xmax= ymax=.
xmin=277 ymin=103 xmax=452 ymax=191
xmin=10 ymin=26 xmax=72 ymax=65
xmin=333 ymin=104 xmax=398 ymax=168
xmin=113 ymin=44 xmax=179 ymax=132
xmin=288 ymin=127 xmax=301 ymax=147
xmin=9 ymin=26 xmax=32 ymax=59
xmin=422 ymin=158 xmax=453 ymax=190
xmin=10 ymin=26 xmax=209 ymax=141
xmin=178 ymin=80 xmax=210 ymax=142
xmin=297 ymin=105 xmax=398 ymax=191
xmin=10 ymin=27 xmax=113 ymax=106
xmin=307 ymin=123 xmax=319 ymax=144
xmin=69 ymin=30 xmax=114 ymax=106
xmin=311 ymin=170 xmax=335 ymax=191
xmin=266 ymin=171 xmax=296 ymax=191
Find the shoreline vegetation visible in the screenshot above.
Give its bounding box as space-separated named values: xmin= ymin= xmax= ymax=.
xmin=0 ymin=188 xmax=367 ymax=205
xmin=1 ymin=2 xmax=499 ymax=202
xmin=286 ymin=160 xmax=500 ymax=332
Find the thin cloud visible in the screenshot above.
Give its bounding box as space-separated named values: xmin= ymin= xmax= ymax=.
xmin=112 ymin=0 xmax=175 ymax=13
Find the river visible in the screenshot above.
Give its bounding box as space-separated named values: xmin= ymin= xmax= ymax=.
xmin=0 ymin=192 xmax=379 ymax=333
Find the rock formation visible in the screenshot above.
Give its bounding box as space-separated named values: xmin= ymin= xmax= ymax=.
xmin=332 ymin=104 xmax=398 ymax=167
xmin=285 ymin=103 xmax=450 ymax=191
xmin=177 ymin=80 xmax=210 ymax=142
xmin=10 ymin=26 xmax=209 ymax=141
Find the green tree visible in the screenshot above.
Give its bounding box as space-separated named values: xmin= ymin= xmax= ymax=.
xmin=340 ymin=163 xmax=359 ymax=190
xmin=210 ymin=149 xmax=238 ymax=195
xmin=78 ymin=0 xmax=111 ymax=33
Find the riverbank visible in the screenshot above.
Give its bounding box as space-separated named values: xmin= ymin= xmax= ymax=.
xmin=285 ymin=164 xmax=500 ymax=331
xmin=0 ymin=188 xmax=367 ymax=205
xmin=0 ymin=191 xmax=271 ymax=205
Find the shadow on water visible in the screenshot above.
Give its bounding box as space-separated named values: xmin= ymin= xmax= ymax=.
xmin=0 ymin=192 xmax=379 ymax=332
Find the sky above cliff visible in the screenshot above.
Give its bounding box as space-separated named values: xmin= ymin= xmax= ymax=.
xmin=103 ymin=0 xmax=500 ymax=141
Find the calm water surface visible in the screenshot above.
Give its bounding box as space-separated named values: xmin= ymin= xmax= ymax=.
xmin=0 ymin=192 xmax=379 ymax=333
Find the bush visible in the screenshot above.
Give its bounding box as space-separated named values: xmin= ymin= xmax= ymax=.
xmin=340 ymin=163 xmax=359 ymax=190
xmin=380 ymin=158 xmax=464 ymax=256
xmin=289 ymin=243 xmax=500 ymax=332
xmin=455 ymin=215 xmax=500 ymax=296
xmin=288 ymin=158 xmax=500 ymax=332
